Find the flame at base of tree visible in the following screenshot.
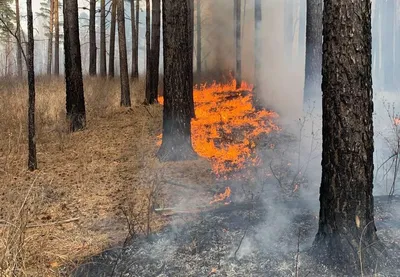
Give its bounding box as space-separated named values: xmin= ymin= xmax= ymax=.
xmin=158 ymin=79 xmax=279 ymax=179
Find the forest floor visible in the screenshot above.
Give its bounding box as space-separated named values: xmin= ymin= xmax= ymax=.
xmin=0 ymin=77 xmax=217 ymax=276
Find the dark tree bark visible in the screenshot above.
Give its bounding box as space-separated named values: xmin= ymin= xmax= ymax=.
xmin=64 ymin=0 xmax=86 ymax=131
xmin=145 ymin=0 xmax=151 ymax=103
xmin=253 ymin=0 xmax=262 ymax=109
xmin=149 ymin=0 xmax=161 ymax=102
xmin=196 ymin=0 xmax=201 ymax=79
xmin=234 ymin=0 xmax=241 ymax=89
xmin=89 ymin=0 xmax=97 ymax=75
xmin=188 ymin=0 xmax=195 ymax=118
xmin=100 ymin=0 xmax=106 ymax=76
xmin=134 ymin=0 xmax=139 ymax=77
xmin=47 ymin=0 xmax=54 ymax=75
xmin=117 ymin=0 xmax=131 ymax=106
xmin=109 ymin=0 xmax=116 ymax=77
xmin=54 ymin=0 xmax=60 ymax=75
xmin=16 ymin=0 xmax=22 ymax=77
xmin=313 ymin=0 xmax=383 ymax=273
xmin=303 ymin=0 xmax=323 ymax=103
xmin=27 ymin=0 xmax=37 ymax=171
xmin=130 ymin=0 xmax=138 ymax=80
xmin=157 ymin=0 xmax=197 ymax=162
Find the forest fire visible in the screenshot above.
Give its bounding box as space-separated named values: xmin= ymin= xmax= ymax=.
xmin=158 ymin=80 xmax=279 ymax=179
xmin=209 ymin=187 xmax=231 ymax=204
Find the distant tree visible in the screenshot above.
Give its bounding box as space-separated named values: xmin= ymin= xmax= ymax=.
xmin=313 ymin=0 xmax=383 ymax=273
xmin=54 ymin=0 xmax=60 ymax=75
xmin=234 ymin=0 xmax=241 ymax=89
xmin=303 ymin=0 xmax=323 ymax=103
xmin=145 ymin=0 xmax=151 ymax=103
xmin=89 ymin=0 xmax=96 ymax=75
xmin=47 ymin=0 xmax=54 ymax=75
xmin=130 ymin=0 xmax=138 ymax=80
xmin=196 ymin=0 xmax=201 ymax=79
xmin=109 ymin=0 xmax=116 ymax=77
xmin=15 ymin=0 xmax=22 ymax=77
xmin=149 ymin=0 xmax=161 ymax=103
xmin=157 ymin=0 xmax=197 ymax=162
xmin=253 ymin=0 xmax=262 ymax=108
xmin=100 ymin=0 xmax=106 ymax=76
xmin=27 ymin=0 xmax=37 ymax=170
xmin=117 ymin=0 xmax=131 ymax=106
xmin=134 ymin=0 xmax=139 ymax=77
xmin=64 ymin=0 xmax=86 ymax=131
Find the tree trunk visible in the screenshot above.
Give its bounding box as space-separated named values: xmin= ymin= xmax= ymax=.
xmin=47 ymin=0 xmax=54 ymax=75
xmin=149 ymin=0 xmax=161 ymax=103
xmin=54 ymin=0 xmax=60 ymax=75
xmin=117 ymin=0 xmax=131 ymax=106
xmin=134 ymin=0 xmax=139 ymax=77
xmin=27 ymin=0 xmax=37 ymax=171
xmin=253 ymin=0 xmax=262 ymax=108
xmin=188 ymin=0 xmax=195 ymax=118
xmin=196 ymin=0 xmax=201 ymax=79
xmin=303 ymin=0 xmax=323 ymax=103
xmin=100 ymin=0 xmax=106 ymax=76
xmin=89 ymin=0 xmax=97 ymax=76
xmin=109 ymin=0 xmax=116 ymax=77
xmin=234 ymin=0 xmax=241 ymax=89
xmin=313 ymin=0 xmax=383 ymax=274
xmin=157 ymin=0 xmax=197 ymax=162
xmin=131 ymin=0 xmax=138 ymax=79
xmin=145 ymin=0 xmax=151 ymax=103
xmin=64 ymin=0 xmax=86 ymax=131
xmin=298 ymin=0 xmax=306 ymax=59
xmin=15 ymin=0 xmax=22 ymax=77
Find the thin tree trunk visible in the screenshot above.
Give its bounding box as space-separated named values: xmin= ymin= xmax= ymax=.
xmin=196 ymin=0 xmax=201 ymax=79
xmin=313 ymin=0 xmax=382 ymax=273
xmin=253 ymin=0 xmax=262 ymax=108
xmin=284 ymin=0 xmax=295 ymax=62
xmin=47 ymin=0 xmax=54 ymax=75
xmin=16 ymin=0 xmax=22 ymax=77
xmin=117 ymin=0 xmax=131 ymax=106
xmin=234 ymin=0 xmax=241 ymax=89
xmin=145 ymin=0 xmax=151 ymax=103
xmin=298 ymin=0 xmax=306 ymax=59
xmin=131 ymin=0 xmax=137 ymax=79
xmin=89 ymin=0 xmax=97 ymax=75
xmin=157 ymin=0 xmax=197 ymax=162
xmin=109 ymin=0 xmax=116 ymax=77
xmin=188 ymin=0 xmax=195 ymax=118
xmin=134 ymin=0 xmax=139 ymax=77
xmin=149 ymin=0 xmax=161 ymax=103
xmin=100 ymin=0 xmax=106 ymax=76
xmin=27 ymin=0 xmax=37 ymax=171
xmin=64 ymin=0 xmax=86 ymax=131
xmin=54 ymin=0 xmax=60 ymax=75
xmin=303 ymin=0 xmax=323 ymax=102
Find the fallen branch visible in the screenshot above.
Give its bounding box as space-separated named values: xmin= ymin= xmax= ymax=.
xmin=0 ymin=217 xmax=80 ymax=228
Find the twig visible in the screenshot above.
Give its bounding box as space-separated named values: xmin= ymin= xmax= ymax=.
xmin=0 ymin=217 xmax=80 ymax=228
xmin=234 ymin=224 xmax=249 ymax=260
xmin=295 ymin=228 xmax=301 ymax=277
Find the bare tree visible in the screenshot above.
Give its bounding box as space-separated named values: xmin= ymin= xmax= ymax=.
xmin=130 ymin=0 xmax=138 ymax=80
xmin=47 ymin=0 xmax=54 ymax=75
xmin=109 ymin=0 xmax=116 ymax=77
xmin=313 ymin=0 xmax=383 ymax=273
xmin=145 ymin=0 xmax=151 ymax=103
xmin=100 ymin=0 xmax=106 ymax=76
xmin=27 ymin=0 xmax=37 ymax=170
xmin=157 ymin=0 xmax=197 ymax=162
xmin=117 ymin=0 xmax=131 ymax=106
xmin=234 ymin=0 xmax=241 ymax=89
xmin=253 ymin=0 xmax=262 ymax=108
xmin=15 ymin=0 xmax=22 ymax=77
xmin=89 ymin=0 xmax=96 ymax=75
xmin=196 ymin=0 xmax=201 ymax=79
xmin=149 ymin=0 xmax=161 ymax=103
xmin=64 ymin=0 xmax=86 ymax=131
xmin=54 ymin=0 xmax=60 ymax=75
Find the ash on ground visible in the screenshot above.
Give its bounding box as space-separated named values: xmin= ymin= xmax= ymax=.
xmin=72 ymin=195 xmax=400 ymax=277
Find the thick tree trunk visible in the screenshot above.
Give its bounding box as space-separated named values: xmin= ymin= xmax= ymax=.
xmin=89 ymin=0 xmax=97 ymax=76
xmin=100 ymin=0 xmax=106 ymax=76
xmin=117 ymin=0 xmax=131 ymax=106
xmin=109 ymin=0 xmax=116 ymax=77
xmin=15 ymin=0 xmax=22 ymax=77
xmin=234 ymin=0 xmax=241 ymax=89
xmin=149 ymin=0 xmax=161 ymax=102
xmin=134 ymin=0 xmax=139 ymax=77
xmin=47 ymin=0 xmax=54 ymax=75
xmin=145 ymin=0 xmax=151 ymax=103
xmin=313 ymin=0 xmax=383 ymax=274
xmin=196 ymin=0 xmax=201 ymax=79
xmin=157 ymin=0 xmax=197 ymax=162
xmin=303 ymin=0 xmax=323 ymax=103
xmin=131 ymin=0 xmax=138 ymax=79
xmin=27 ymin=0 xmax=37 ymax=171
xmin=64 ymin=0 xmax=86 ymax=131
xmin=253 ymin=0 xmax=262 ymax=109
xmin=54 ymin=0 xmax=60 ymax=75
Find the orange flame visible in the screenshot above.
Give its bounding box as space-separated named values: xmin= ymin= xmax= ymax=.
xmin=208 ymin=268 xmax=217 ymax=276
xmin=209 ymin=187 xmax=231 ymax=204
xmin=158 ymin=79 xmax=279 ymax=178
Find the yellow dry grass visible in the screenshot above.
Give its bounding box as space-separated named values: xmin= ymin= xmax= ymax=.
xmin=0 ymin=76 xmax=214 ymax=276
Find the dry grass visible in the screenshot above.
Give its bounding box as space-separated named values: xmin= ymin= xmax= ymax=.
xmin=0 ymin=76 xmax=213 ymax=276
